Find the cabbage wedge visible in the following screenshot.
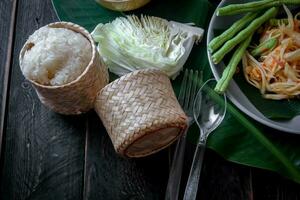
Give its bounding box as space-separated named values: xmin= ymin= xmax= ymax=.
xmin=91 ymin=15 xmax=204 ymax=78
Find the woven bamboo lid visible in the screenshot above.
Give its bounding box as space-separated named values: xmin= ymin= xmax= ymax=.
xmin=94 ymin=69 xmax=187 ymax=157
xmin=19 ymin=22 xmax=109 ymax=115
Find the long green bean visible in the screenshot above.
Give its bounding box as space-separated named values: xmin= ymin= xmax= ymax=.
xmin=217 ymin=0 xmax=300 ymax=16
xmin=269 ymin=18 xmax=289 ymax=26
xmin=214 ymin=35 xmax=253 ymax=94
xmin=251 ymin=37 xmax=277 ymax=57
xmin=208 ymin=12 xmax=257 ymax=53
xmin=211 ymin=7 xmax=278 ymax=64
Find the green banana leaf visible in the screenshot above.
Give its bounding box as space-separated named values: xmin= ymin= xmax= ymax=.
xmin=52 ymin=0 xmax=300 ymax=183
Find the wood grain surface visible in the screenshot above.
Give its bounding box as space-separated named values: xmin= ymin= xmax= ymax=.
xmin=0 ymin=0 xmax=85 ymax=199
xmin=83 ymin=111 xmax=169 ymax=200
xmin=173 ymin=141 xmax=251 ymax=200
xmin=0 ymin=0 xmax=300 ymax=200
xmin=0 ymin=0 xmax=17 ymax=159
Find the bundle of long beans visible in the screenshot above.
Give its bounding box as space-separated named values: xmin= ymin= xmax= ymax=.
xmin=210 ymin=0 xmax=300 ymax=94
xmin=217 ymin=0 xmax=300 ymax=16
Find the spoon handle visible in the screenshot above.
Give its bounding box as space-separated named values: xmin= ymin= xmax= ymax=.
xmin=165 ymin=130 xmax=188 ymax=200
xmin=183 ymin=133 xmax=207 ymax=200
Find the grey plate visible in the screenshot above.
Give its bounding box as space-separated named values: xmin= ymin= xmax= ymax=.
xmin=207 ymin=0 xmax=300 ymax=134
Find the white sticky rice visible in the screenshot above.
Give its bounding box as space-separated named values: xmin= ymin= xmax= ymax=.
xmin=21 ymin=27 xmax=92 ymax=86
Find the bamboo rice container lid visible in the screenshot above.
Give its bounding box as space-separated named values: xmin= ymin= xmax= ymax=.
xmin=94 ymin=69 xmax=188 ymax=157
xmin=19 ymin=22 xmax=109 ymax=115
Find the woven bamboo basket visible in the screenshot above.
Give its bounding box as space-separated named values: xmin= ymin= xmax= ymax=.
xmin=19 ymin=22 xmax=109 ymax=115
xmin=19 ymin=22 xmax=186 ymax=157
xmin=94 ymin=69 xmax=188 ymax=157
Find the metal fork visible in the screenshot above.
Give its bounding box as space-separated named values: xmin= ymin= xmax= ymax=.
xmin=165 ymin=69 xmax=202 ymax=200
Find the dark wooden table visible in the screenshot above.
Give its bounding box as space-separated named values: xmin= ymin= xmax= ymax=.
xmin=1 ymin=0 xmax=300 ymax=199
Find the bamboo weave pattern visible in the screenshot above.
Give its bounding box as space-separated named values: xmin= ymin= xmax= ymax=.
xmin=95 ymin=69 xmax=187 ymax=157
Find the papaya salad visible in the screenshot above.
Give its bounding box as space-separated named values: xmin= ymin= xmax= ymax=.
xmin=243 ymin=6 xmax=300 ymax=100
xmin=209 ymin=0 xmax=300 ymax=100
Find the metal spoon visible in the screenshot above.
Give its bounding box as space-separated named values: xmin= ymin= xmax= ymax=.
xmin=183 ymin=79 xmax=227 ymax=200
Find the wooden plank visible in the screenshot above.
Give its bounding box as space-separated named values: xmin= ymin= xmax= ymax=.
xmin=179 ymin=143 xmax=253 ymax=200
xmin=0 ymin=0 xmax=86 ymax=199
xmin=252 ymin=169 xmax=300 ymax=200
xmin=83 ymin=112 xmax=170 ymax=200
xmin=0 ymin=0 xmax=17 ymax=160
xmin=197 ymin=152 xmax=253 ymax=200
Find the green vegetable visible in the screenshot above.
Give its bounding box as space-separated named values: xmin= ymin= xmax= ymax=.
xmin=211 ymin=7 xmax=278 ymax=64
xmin=217 ymin=0 xmax=300 ymax=16
xmin=208 ymin=12 xmax=257 ymax=53
xmin=91 ymin=15 xmax=204 ymax=79
xmin=214 ymin=35 xmax=253 ymax=94
xmin=269 ymin=18 xmax=289 ymax=26
xmin=251 ymin=37 xmax=277 ymax=57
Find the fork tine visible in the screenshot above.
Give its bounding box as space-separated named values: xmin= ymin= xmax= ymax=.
xmin=189 ymin=70 xmax=199 ymax=111
xmin=184 ymin=70 xmax=193 ymax=110
xmin=178 ymin=69 xmax=188 ymax=105
xmin=199 ymin=71 xmax=203 ymax=87
xmin=193 ymin=71 xmax=204 ymax=118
